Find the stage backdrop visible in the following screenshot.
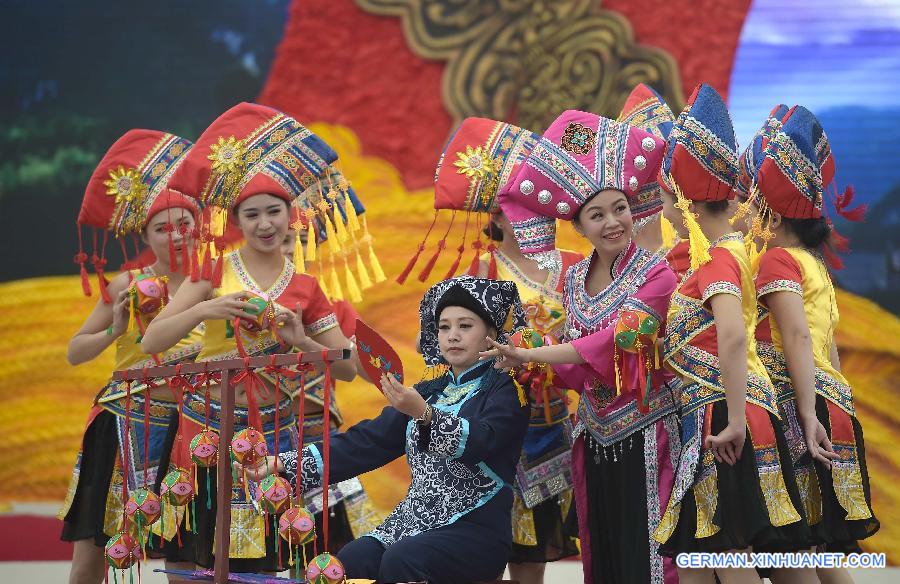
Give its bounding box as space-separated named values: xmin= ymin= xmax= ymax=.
xmin=1 ymin=0 xmax=898 ymax=564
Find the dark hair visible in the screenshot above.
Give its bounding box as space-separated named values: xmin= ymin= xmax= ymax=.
xmin=782 ymin=216 xmax=831 ymax=250
xmin=573 ymin=191 xmax=601 ymax=225
xmin=483 ymin=220 xmax=504 ymax=242
xmin=700 ymin=200 xmax=730 ymax=215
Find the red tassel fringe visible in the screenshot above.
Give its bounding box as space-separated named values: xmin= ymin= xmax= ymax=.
xmin=466 ymin=240 xmax=484 ymax=276
xmin=75 ymin=226 xmax=91 ymax=296
xmin=417 ymin=239 xmax=446 ymax=282
xmin=443 ymin=244 xmax=465 ymax=281
xmin=486 ymin=243 xmax=498 ymax=280
xmin=396 ymin=242 xmax=426 ymax=285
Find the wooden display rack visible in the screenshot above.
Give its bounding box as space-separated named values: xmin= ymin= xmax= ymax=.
xmin=113 ymin=349 xmax=350 ymax=583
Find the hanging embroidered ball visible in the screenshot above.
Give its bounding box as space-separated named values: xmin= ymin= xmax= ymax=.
xmin=278 ymin=505 xmax=316 ymax=546
xmin=131 ymin=273 xmax=167 ymax=316
xmin=254 ymin=474 xmax=292 ymax=514
xmin=104 ymin=532 xmax=143 ymax=569
xmin=190 ymin=429 xmax=220 ymax=467
xmin=160 ymin=467 xmax=195 ymax=506
xmin=306 ymin=552 xmax=347 ymax=584
xmin=230 ymin=427 xmax=268 ymax=466
xmin=239 ymin=291 xmax=274 ymax=332
xmin=614 ymin=309 xmax=660 ymax=352
xmin=124 ymin=487 xmax=162 ymax=526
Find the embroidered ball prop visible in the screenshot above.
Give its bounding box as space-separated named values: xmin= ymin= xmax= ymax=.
xmin=190 ymin=429 xmax=220 ymax=467
xmin=507 ymin=328 xmax=563 ymax=413
xmin=160 ymin=467 xmax=195 ymax=506
xmin=278 ymin=505 xmax=316 ymax=546
xmin=230 ymin=427 xmax=268 ymax=466
xmin=614 ymin=309 xmax=660 ymax=352
xmin=105 ymin=532 xmax=143 ymax=569
xmin=131 ymin=274 xmax=167 ymax=316
xmin=254 ymin=475 xmax=292 ymax=514
xmin=240 ymin=291 xmax=273 ymax=332
xmin=306 ymin=552 xmax=347 ymax=584
xmin=613 ymin=309 xmax=661 ymax=413
xmin=124 ymin=487 xmax=162 ymax=527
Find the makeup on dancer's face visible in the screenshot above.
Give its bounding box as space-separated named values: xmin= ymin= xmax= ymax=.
xmin=142 ymin=207 xmax=196 ymax=260
xmin=576 ymin=189 xmax=633 ymax=251
xmin=236 ymin=194 xmax=289 ymax=252
xmin=437 ymin=306 xmax=493 ymax=370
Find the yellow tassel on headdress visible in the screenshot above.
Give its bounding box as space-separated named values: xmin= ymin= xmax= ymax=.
xmin=329 ymin=259 xmax=344 ymax=300
xmin=671 ymin=179 xmax=712 ymax=270
xmin=343 ymin=256 xmax=362 ymax=303
xmin=342 ymin=188 xmax=360 ymax=232
xmin=355 ymin=249 xmax=372 ymax=289
xmin=303 ymin=209 xmax=318 ymax=262
xmin=361 ymin=216 xmax=386 ymax=282
xmin=317 ymin=260 xmax=330 ymax=299
xmin=750 ymin=210 xmax=774 ymax=275
xmin=329 ymin=190 xmax=350 ymax=244
xmin=209 ymin=207 xmax=227 ymax=239
xmin=293 ymin=228 xmax=305 ymax=273
xmin=320 ymin=203 xmax=341 ymax=253
xmin=660 ymin=215 xmax=678 ymax=249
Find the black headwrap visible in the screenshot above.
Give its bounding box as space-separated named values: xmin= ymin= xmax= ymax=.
xmin=418 ymin=276 xmax=527 ymax=367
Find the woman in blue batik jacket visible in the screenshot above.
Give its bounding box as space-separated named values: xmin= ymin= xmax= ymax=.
xmin=246 ymin=276 xmax=531 ymax=584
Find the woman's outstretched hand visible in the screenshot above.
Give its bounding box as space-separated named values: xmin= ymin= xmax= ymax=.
xmin=479 ymin=337 xmax=528 ymax=370
xmin=381 ymin=373 xmax=428 ymax=419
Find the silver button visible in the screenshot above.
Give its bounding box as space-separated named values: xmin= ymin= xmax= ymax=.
xmin=520 ymin=180 xmax=535 ymax=195
xmin=634 ymin=155 xmax=647 ymax=170
xmin=642 ymin=137 xmax=656 ymax=152
xmin=629 ymin=176 xmax=639 ymax=191
xmin=556 ymin=201 xmax=571 ymax=215
xmin=537 ymin=190 xmax=552 ymax=204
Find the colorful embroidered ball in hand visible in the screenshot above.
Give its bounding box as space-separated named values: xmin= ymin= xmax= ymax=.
xmin=306 ymin=552 xmax=347 ymax=584
xmin=105 ymin=532 xmax=143 ymax=569
xmin=278 ymin=505 xmax=316 ymax=546
xmin=160 ymin=467 xmax=195 ymax=506
xmin=124 ymin=487 xmax=162 ymax=527
xmin=230 ymin=427 xmax=268 ymax=466
xmin=130 ymin=273 xmax=167 ymax=316
xmin=190 ymin=429 xmax=219 ymax=467
xmin=239 ymin=291 xmax=273 ymax=332
xmin=613 ymin=309 xmax=661 ymax=413
xmin=255 ymin=475 xmax=292 ymax=514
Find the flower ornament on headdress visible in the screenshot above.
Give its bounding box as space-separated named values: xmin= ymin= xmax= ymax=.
xmin=397 ymin=118 xmax=539 ymax=285
xmin=754 ymin=105 xmax=865 ymax=269
xmin=498 ymin=110 xmax=665 ymax=266
xmin=168 ymin=102 xmax=382 ymax=292
xmin=417 ymin=276 xmax=527 ymax=373
xmin=616 ymin=83 xmax=676 ymax=231
xmin=77 ymin=130 xmax=197 ymax=302
xmin=658 ymin=83 xmax=739 ymax=270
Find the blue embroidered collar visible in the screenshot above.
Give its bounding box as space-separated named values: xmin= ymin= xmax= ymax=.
xmin=447 ymin=359 xmax=493 ymax=386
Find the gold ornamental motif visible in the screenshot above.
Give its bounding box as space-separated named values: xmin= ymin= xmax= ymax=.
xmin=453 ymin=145 xmax=497 ymax=180
xmin=104 ymin=166 xmax=147 ymax=206
xmin=209 ymin=135 xmax=247 ymax=177
xmin=356 ymin=0 xmax=684 ymax=132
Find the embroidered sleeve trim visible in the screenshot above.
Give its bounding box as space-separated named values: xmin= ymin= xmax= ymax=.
xmin=701 ymin=281 xmax=741 ymax=304
xmin=279 ymin=445 xmax=324 ymax=493
xmin=758 ymin=279 xmax=802 ymax=298
xmin=428 ymin=408 xmax=468 ymax=459
xmin=307 ymin=313 xmax=338 ymax=336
